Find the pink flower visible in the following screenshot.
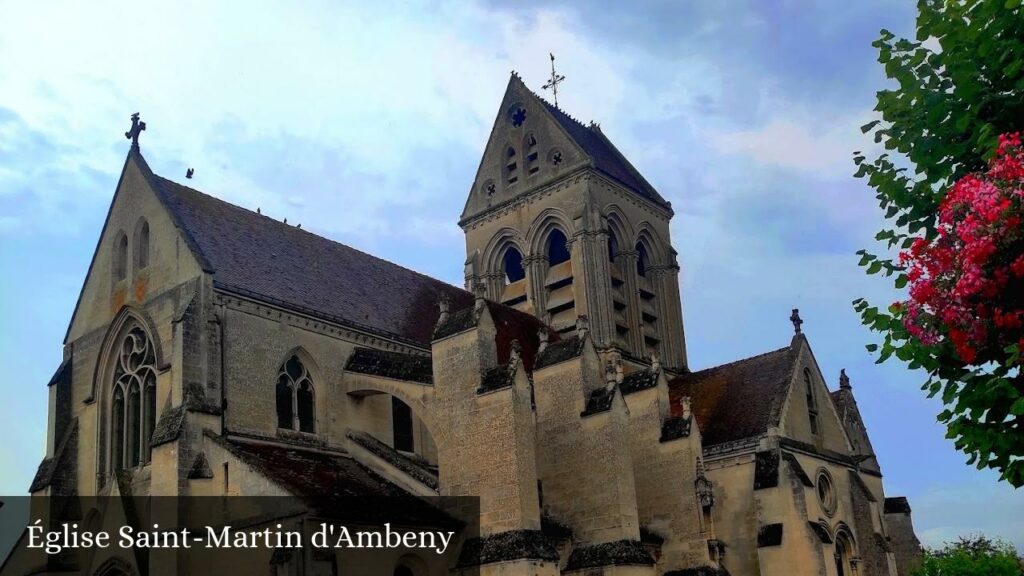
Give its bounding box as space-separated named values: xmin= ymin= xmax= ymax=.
xmin=897 ymin=132 xmax=1024 ymax=365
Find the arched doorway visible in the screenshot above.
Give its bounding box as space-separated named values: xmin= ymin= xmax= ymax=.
xmin=834 ymin=530 xmax=856 ymax=576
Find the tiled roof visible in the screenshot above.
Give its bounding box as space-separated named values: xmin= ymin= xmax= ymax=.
xmin=139 ymin=147 xmax=561 ymax=366
xmin=487 ymin=301 xmax=559 ymax=372
xmin=456 ymin=530 xmax=560 ymax=568
xmin=659 ymin=415 xmax=692 ymax=443
xmin=563 ymin=540 xmax=654 ymax=571
xmin=884 ymin=496 xmax=912 ymax=514
xmin=345 ymin=348 xmax=433 ymax=384
xmin=479 ymin=364 xmax=515 ymax=393
xmin=581 ymin=386 xmax=616 ymax=417
xmin=669 ymin=346 xmax=797 ymax=448
xmin=210 ymin=433 xmax=457 ymax=527
xmin=30 ymin=419 xmax=78 ymax=493
xmin=346 ymin=430 xmax=438 ymax=490
xmin=47 ymin=357 xmax=71 ymax=387
xmin=150 ymin=405 xmax=187 ymax=447
xmin=620 ymin=368 xmax=659 ymax=395
xmin=137 ymin=151 xmax=474 ymax=346
xmin=534 ymin=335 xmax=584 ymax=369
xmin=539 ymin=99 xmax=669 ymax=209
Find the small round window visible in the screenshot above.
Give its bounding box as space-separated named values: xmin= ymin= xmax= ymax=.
xmin=816 ymin=470 xmax=837 ymax=516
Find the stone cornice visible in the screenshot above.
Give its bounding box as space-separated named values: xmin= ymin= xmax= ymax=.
xmin=215 ymin=288 xmax=427 ymax=355
xmin=460 ymin=168 xmax=673 ymax=231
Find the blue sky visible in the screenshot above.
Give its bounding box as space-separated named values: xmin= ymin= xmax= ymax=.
xmin=0 ymin=0 xmax=1020 ymax=549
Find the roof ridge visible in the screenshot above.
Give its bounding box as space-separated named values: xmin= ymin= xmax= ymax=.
xmin=151 ymin=172 xmax=471 ymax=296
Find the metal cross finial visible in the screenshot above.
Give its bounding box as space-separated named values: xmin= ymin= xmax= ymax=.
xmin=542 ymin=53 xmax=566 ymax=108
xmin=125 ymin=113 xmax=146 ymax=148
xmin=790 ymin=308 xmax=803 ymax=335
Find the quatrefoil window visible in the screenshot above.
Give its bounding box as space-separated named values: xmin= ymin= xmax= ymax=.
xmin=510 ymin=107 xmax=527 ymax=127
xmin=549 ymin=148 xmax=564 ymax=166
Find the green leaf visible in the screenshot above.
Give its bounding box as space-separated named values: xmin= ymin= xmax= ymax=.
xmin=856 ymin=1 xmax=1024 ymax=486
xmin=861 ymin=120 xmax=881 ymax=133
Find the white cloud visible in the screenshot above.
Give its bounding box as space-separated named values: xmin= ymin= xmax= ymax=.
xmin=912 ymin=477 xmax=1024 ymax=550
xmin=708 ymin=114 xmax=877 ymax=176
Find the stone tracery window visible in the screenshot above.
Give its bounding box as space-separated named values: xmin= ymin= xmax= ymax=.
xmin=805 ymin=368 xmax=820 ymax=435
xmin=135 ymin=219 xmax=150 ymax=270
xmin=111 ymin=325 xmax=157 ymax=469
xmin=113 ymin=232 xmax=128 ymax=282
xmin=276 ymin=355 xmax=316 ymax=433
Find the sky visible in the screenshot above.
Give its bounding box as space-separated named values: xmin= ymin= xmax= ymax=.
xmin=0 ymin=0 xmax=1021 ymax=551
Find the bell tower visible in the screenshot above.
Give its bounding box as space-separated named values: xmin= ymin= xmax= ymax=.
xmin=459 ymin=73 xmax=688 ymax=370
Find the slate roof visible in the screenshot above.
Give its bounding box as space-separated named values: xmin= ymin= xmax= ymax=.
xmin=620 ymin=368 xmax=659 ymax=395
xmin=539 ymin=98 xmax=669 ymax=209
xmin=346 ymin=430 xmax=438 ymax=490
xmin=136 ymin=145 xmax=563 ymax=367
xmin=534 ymin=335 xmax=585 ymax=369
xmin=137 ymin=150 xmax=475 ymax=346
xmin=210 ymin=433 xmax=457 ymax=527
xmin=669 ymin=346 xmax=797 ymax=448
xmin=884 ymin=496 xmax=912 ymax=514
xmin=47 ymin=357 xmax=72 ymax=387
xmin=479 ymin=365 xmax=516 ymax=393
xmin=581 ymin=386 xmax=616 ymax=417
xmin=345 ymin=348 xmax=434 ymax=384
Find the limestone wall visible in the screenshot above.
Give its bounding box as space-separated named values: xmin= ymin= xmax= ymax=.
xmin=532 ymin=344 xmax=641 ymax=545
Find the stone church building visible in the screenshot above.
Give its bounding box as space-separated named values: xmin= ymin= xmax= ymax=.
xmin=12 ymin=74 xmax=923 ymax=576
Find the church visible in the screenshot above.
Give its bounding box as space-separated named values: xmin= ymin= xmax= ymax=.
xmin=11 ymin=73 xmax=923 ymax=576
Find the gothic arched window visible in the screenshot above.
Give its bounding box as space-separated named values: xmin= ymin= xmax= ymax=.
xmin=135 ymin=219 xmax=150 ymax=270
xmin=113 ymin=232 xmax=128 ymax=282
xmin=505 ymin=146 xmax=519 ymax=185
xmin=636 ymin=242 xmax=649 ymax=277
xmin=392 ymin=396 xmax=414 ymax=452
xmin=111 ymin=325 xmax=157 ymax=469
xmin=503 ymin=247 xmax=525 ymax=283
xmin=608 ymin=230 xmax=619 ymax=262
xmin=276 ymin=355 xmax=315 ymax=433
xmin=805 ymin=368 xmax=819 ymax=435
xmin=524 ymin=133 xmax=540 ymax=175
xmin=547 ymin=229 xmax=570 ymax=266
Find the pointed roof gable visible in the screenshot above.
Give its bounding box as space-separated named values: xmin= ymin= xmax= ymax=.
xmin=84 ymin=147 xmax=553 ymax=353
xmin=669 ymin=346 xmax=798 ymax=448
xmin=536 ymin=97 xmax=668 ymax=208
xmin=461 ymin=74 xmax=670 ymax=223
xmin=132 ymin=154 xmax=475 ymax=346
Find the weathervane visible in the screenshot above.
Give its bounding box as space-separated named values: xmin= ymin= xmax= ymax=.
xmin=542 ymin=53 xmax=566 ymax=108
xmin=125 ymin=112 xmax=146 ymax=148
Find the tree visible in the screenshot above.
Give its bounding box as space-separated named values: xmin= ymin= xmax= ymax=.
xmin=854 ymin=0 xmax=1024 ymax=485
xmin=914 ymin=536 xmax=1023 ymax=576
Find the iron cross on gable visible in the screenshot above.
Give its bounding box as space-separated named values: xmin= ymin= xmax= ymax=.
xmin=790 ymin=308 xmax=803 ymax=335
xmin=542 ymin=53 xmax=566 ymax=108
xmin=125 ymin=113 xmax=146 ymax=147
